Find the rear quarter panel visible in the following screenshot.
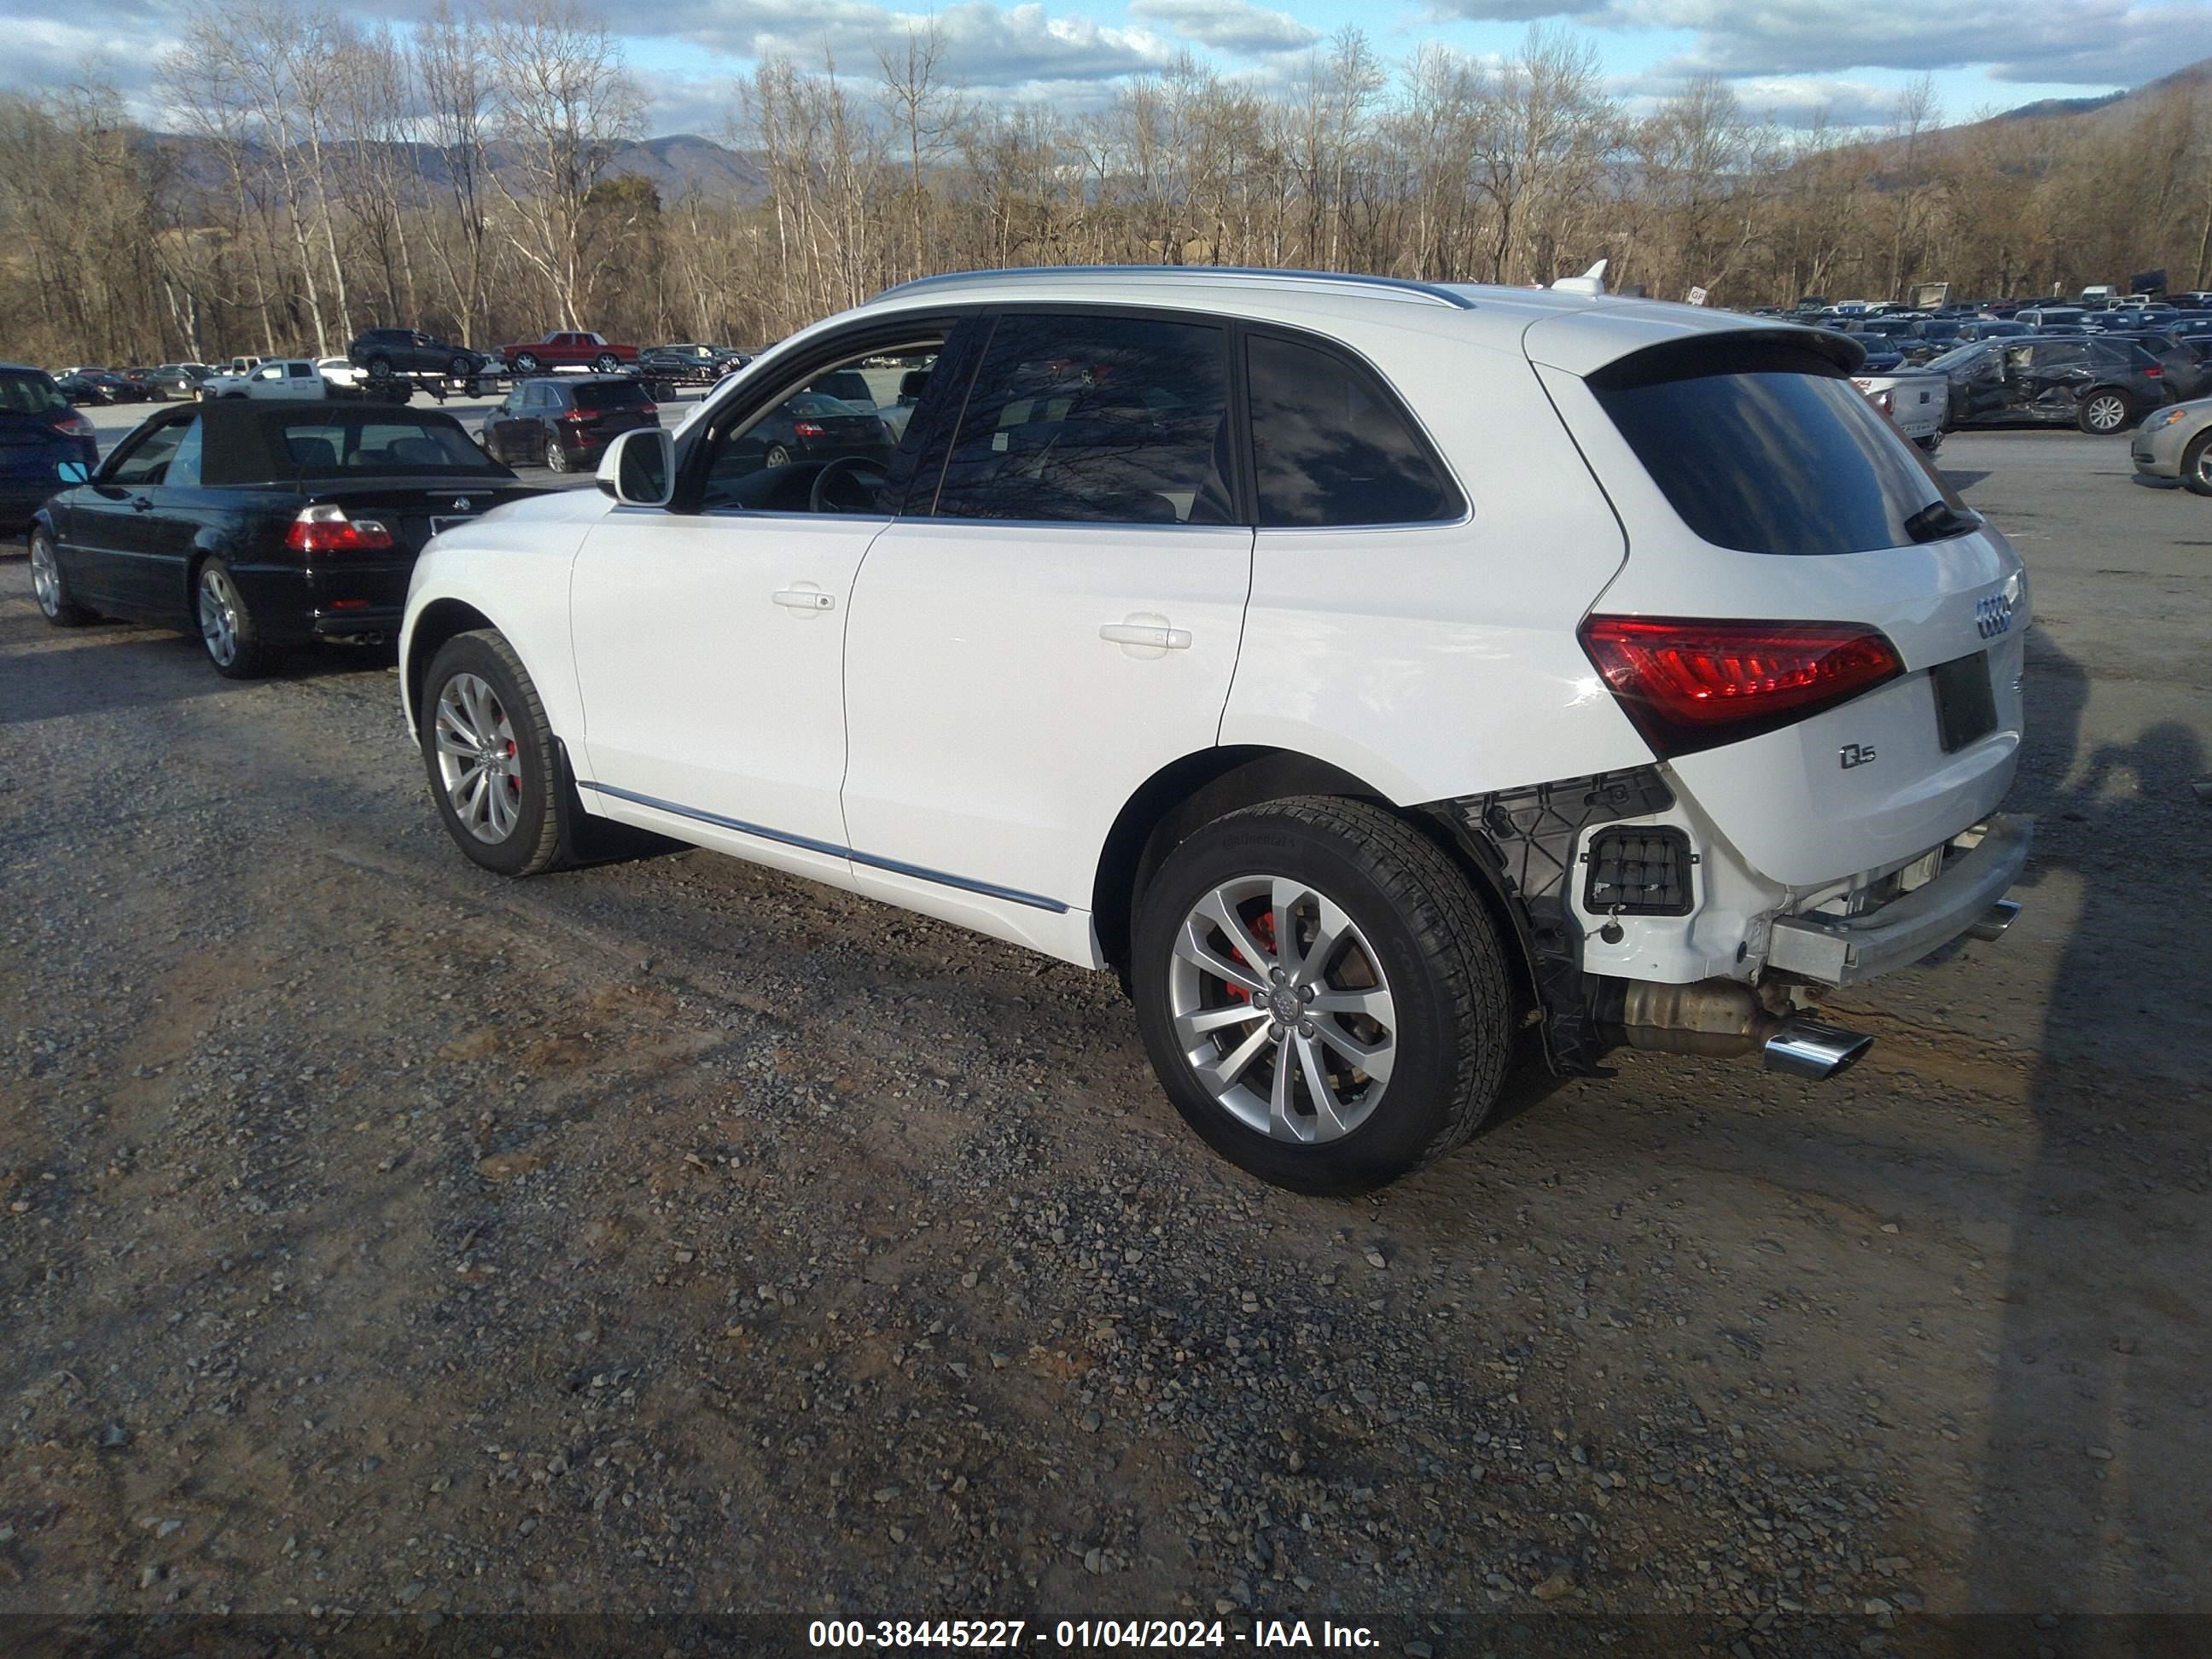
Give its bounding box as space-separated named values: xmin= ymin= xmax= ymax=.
xmin=1220 ymin=310 xmax=1651 ymax=804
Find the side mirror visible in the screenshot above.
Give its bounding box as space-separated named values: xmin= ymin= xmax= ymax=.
xmin=597 ymin=426 xmax=675 ymax=507
xmin=56 ymin=460 xmax=89 ymax=485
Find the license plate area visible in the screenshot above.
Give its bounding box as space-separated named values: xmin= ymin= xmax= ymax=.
xmin=428 ymin=515 xmax=477 ymax=537
xmin=1930 ymin=652 xmax=1998 ymax=752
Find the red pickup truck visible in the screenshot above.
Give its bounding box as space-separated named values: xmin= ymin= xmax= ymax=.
xmin=496 ymin=331 xmax=638 ymax=375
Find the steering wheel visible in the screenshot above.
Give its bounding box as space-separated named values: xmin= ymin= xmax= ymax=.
xmin=809 ymin=453 xmax=889 ymax=513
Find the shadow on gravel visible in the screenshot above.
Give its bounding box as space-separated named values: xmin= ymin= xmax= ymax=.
xmin=1966 ymin=626 xmax=2211 ymax=1622
xmin=0 ymin=629 xmax=399 ymax=726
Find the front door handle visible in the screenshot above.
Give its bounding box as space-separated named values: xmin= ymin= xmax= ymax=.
xmin=130 ymin=495 xmax=155 ymax=512
xmin=773 ymin=586 xmax=835 ymax=612
xmin=1100 ymin=620 xmax=1190 ymax=652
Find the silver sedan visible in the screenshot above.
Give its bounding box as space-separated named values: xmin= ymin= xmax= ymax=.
xmin=2130 ymin=396 xmax=2212 ymax=495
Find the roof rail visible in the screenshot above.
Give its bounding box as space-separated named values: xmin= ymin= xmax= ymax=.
xmin=873 ymin=265 xmax=1479 ymax=310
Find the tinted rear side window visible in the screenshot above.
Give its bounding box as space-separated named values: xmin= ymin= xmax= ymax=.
xmin=933 ymin=314 xmax=1233 ymax=526
xmin=0 ymin=370 xmax=67 ymax=415
xmin=1590 ymin=338 xmax=1965 ymax=556
xmin=1247 ymin=335 xmax=1461 ymax=527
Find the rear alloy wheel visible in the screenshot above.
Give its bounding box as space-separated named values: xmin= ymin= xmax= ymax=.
xmin=544 ymin=435 xmax=568 ymax=473
xmin=514 ymin=352 xmax=541 ymax=373
xmin=2181 ymin=431 xmax=2212 ymax=498
xmin=368 ymin=355 xmax=393 ymax=378
xmin=595 ymin=352 xmax=620 ymax=373
xmin=764 ymin=443 xmax=792 ymax=469
xmin=29 ymin=527 xmax=90 ymax=626
xmin=449 ymin=355 xmax=473 ymax=379
xmin=1132 ymin=796 xmax=1514 ymax=1194
xmin=196 ymin=556 xmax=271 ymax=678
xmin=421 ymin=630 xmax=569 ymax=876
xmin=2078 ymin=389 xmax=2131 ymax=434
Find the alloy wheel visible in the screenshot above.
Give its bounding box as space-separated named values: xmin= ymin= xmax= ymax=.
xmin=433 ymin=672 xmax=523 ymax=844
xmin=1166 ymin=874 xmax=1397 ymax=1144
xmin=30 ymin=533 xmax=61 ymax=617
xmin=197 ymin=564 xmax=242 ymax=667
xmin=544 ymin=437 xmax=568 ymax=473
xmin=2086 ymin=394 xmax=2126 ymax=433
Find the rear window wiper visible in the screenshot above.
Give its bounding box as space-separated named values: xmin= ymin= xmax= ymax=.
xmin=1901 ymin=500 xmax=1981 ymax=543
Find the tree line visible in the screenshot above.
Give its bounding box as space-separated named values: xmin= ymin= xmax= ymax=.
xmin=3 ymin=0 xmax=2209 ymax=369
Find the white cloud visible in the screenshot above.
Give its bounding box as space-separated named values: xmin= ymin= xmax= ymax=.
xmin=1426 ymin=0 xmax=2212 ymax=88
xmin=1128 ymin=0 xmax=1319 ymax=55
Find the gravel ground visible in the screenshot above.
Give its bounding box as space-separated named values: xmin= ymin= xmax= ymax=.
xmin=1 ymin=429 xmax=2207 ymax=1652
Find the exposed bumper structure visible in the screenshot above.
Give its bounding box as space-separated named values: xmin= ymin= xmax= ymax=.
xmin=1765 ymin=814 xmax=2032 ymax=986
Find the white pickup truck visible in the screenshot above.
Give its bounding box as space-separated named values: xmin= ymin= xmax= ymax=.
xmin=202 ymin=359 xmax=332 ymax=402
xmin=1855 ymin=365 xmax=1947 ymax=452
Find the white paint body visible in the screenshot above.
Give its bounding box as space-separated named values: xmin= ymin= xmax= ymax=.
xmin=1852 ymin=367 xmax=1947 ymax=445
xmin=404 ymin=269 xmax=2027 ymax=989
xmin=207 ymin=359 xmax=329 ymax=401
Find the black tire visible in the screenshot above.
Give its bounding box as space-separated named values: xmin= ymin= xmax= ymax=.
xmin=368 ymin=355 xmax=393 ymax=378
xmin=28 ymin=527 xmax=91 ymax=626
xmin=514 ymin=352 xmax=541 ymax=373
xmin=2181 ymin=430 xmax=2212 ymax=498
xmin=2077 ymin=388 xmax=2132 ymax=434
xmin=764 ymin=443 xmax=791 ymax=469
xmin=595 ymin=352 xmax=620 ymax=373
xmin=419 ymin=630 xmax=570 ymax=877
xmin=195 ymin=556 xmax=273 ymax=678
xmin=544 ymin=435 xmax=568 ymax=473
xmin=1130 ymin=795 xmax=1515 ymax=1195
xmin=449 ymin=355 xmax=473 ymax=379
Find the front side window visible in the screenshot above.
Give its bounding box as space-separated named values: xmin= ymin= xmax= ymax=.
xmin=1247 ymin=333 xmax=1461 ymax=527
xmin=0 ymin=370 xmax=66 ymax=414
xmin=933 ymin=314 xmax=1231 ymax=525
xmin=1589 ymin=336 xmax=1969 ymax=556
xmin=698 ymin=343 xmax=932 ymax=513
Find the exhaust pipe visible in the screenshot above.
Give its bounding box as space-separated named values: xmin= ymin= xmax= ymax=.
xmin=1594 ymin=978 xmax=1873 ymax=1080
xmin=1966 ymin=899 xmax=2019 ymax=942
xmin=1761 ymin=1016 xmax=1874 ymax=1080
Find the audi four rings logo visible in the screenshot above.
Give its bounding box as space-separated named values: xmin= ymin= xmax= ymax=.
xmin=1976 ymin=593 xmax=2013 ymax=638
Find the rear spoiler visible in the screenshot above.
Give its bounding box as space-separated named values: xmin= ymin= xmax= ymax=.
xmin=1583 ymin=327 xmax=1868 ymax=392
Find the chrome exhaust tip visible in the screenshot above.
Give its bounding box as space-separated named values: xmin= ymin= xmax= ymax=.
xmin=1966 ymin=899 xmax=2020 ymax=943
xmin=1762 ymin=1017 xmax=1874 ymax=1080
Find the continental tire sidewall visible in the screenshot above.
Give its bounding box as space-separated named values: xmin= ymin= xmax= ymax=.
xmin=1131 ymin=801 xmax=1508 ymax=1195
xmin=419 ymin=631 xmax=566 ymax=877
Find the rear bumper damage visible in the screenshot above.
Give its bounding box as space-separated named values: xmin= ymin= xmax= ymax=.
xmin=1764 ymin=815 xmax=2031 ymax=986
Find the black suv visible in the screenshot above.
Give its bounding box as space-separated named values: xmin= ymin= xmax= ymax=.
xmin=347 ymin=329 xmax=493 ymax=382
xmin=477 ymin=375 xmax=661 ymax=474
xmin=1930 ymin=334 xmax=2180 ymax=434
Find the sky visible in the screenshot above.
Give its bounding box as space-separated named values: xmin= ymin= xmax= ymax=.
xmin=13 ymin=0 xmax=2212 ymax=137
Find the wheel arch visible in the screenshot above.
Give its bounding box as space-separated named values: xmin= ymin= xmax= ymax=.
xmin=1091 ymin=747 xmax=1537 ymax=1023
xmin=405 ymin=597 xmax=500 ymax=735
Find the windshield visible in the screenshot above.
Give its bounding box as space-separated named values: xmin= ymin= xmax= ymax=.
xmin=277 ymin=416 xmax=504 ymax=474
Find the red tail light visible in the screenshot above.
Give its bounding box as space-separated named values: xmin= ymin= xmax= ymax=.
xmin=639 ymin=403 xmax=658 ymax=418
xmin=52 ymin=409 xmax=96 ymax=439
xmin=2143 ymin=364 xmax=2162 ymax=377
xmin=793 ymin=421 xmax=825 ymax=439
xmin=285 ymin=504 xmax=395 ymax=554
xmin=1579 ymin=615 xmax=1904 ymax=758
xmin=562 ymin=408 xmax=590 ymax=422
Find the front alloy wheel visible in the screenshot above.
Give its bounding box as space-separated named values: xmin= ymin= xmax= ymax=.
xmin=2080 ymin=391 xmax=2129 ymax=434
xmin=434 ymin=672 xmax=523 ymax=844
xmin=30 ymin=528 xmax=89 ymax=626
xmin=544 ymin=435 xmax=568 ymax=473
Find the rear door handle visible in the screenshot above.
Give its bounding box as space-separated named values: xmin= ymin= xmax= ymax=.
xmin=773 ymin=587 xmax=835 ymax=612
xmin=1100 ymin=621 xmax=1190 ymax=651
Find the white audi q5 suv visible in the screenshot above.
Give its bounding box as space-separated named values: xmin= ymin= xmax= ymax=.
xmin=401 ymin=266 xmax=2029 ymax=1192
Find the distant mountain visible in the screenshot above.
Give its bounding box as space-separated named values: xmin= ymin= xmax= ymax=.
xmin=1970 ymin=55 xmax=2209 ymax=132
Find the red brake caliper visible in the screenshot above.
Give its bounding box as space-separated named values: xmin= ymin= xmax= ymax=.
xmin=1221 ymin=909 xmax=1277 ymax=1002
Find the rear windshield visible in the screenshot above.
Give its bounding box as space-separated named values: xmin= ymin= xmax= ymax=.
xmin=1590 ymin=337 xmax=1970 ymax=556
xmin=0 ymin=370 xmax=67 ymax=414
xmin=573 ymin=381 xmax=649 ymax=411
xmin=277 ymin=417 xmax=500 ymax=474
